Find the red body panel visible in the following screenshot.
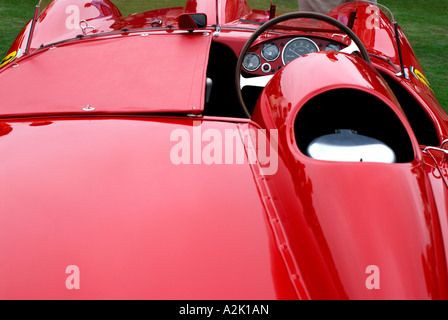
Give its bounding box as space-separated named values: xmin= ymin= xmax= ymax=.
xmin=1 ymin=0 xmax=448 ymax=299
xmin=251 ymin=53 xmax=448 ymax=298
xmin=0 ymin=118 xmax=297 ymax=299
xmin=0 ymin=33 xmax=211 ymax=116
xmin=260 ymin=154 xmax=448 ymax=299
xmin=253 ymin=52 xmax=414 ymax=137
xmin=328 ymin=2 xmax=448 ymax=139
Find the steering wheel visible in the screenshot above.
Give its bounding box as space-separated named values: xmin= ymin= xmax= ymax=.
xmin=235 ymin=11 xmax=372 ymax=118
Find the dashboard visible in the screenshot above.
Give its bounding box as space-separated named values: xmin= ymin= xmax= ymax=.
xmin=242 ymin=36 xmax=345 ymax=76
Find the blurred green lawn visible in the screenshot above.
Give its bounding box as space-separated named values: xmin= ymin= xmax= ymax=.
xmin=0 ymin=0 xmax=446 ymax=107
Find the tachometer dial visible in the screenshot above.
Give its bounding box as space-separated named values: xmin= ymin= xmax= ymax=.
xmin=323 ymin=43 xmax=342 ymax=51
xmin=282 ymin=38 xmax=319 ymax=65
xmin=242 ymin=52 xmax=261 ymax=72
xmin=261 ymin=42 xmax=280 ymax=61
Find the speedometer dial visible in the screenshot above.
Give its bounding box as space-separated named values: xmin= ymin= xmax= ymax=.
xmin=282 ymin=38 xmax=319 ymax=65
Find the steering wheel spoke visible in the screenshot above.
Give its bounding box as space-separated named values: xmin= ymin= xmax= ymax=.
xmin=240 ymin=74 xmax=274 ymax=89
xmin=339 ymin=39 xmax=361 ymax=55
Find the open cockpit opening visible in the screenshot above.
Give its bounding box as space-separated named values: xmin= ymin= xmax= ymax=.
xmin=379 ymin=72 xmax=439 ymax=147
xmin=204 ymin=42 xmax=245 ymax=118
xmin=294 ymin=89 xmax=415 ymax=163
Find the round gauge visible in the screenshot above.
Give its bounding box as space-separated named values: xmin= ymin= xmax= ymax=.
xmin=261 ymin=42 xmax=280 ymax=61
xmin=323 ymin=43 xmax=342 ymax=51
xmin=242 ymin=52 xmax=261 ymax=72
xmin=282 ymin=37 xmax=319 ymax=65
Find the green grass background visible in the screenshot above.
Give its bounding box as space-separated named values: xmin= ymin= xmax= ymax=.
xmin=0 ymin=0 xmax=446 ymax=108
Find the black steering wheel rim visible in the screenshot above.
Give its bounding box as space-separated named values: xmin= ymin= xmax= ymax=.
xmin=235 ymin=11 xmax=372 ymax=118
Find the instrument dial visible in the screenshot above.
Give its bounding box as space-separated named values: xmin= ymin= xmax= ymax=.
xmin=261 ymin=42 xmax=280 ymax=61
xmin=242 ymin=52 xmax=261 ymax=72
xmin=282 ymin=38 xmax=319 ymax=65
xmin=323 ymin=43 xmax=342 ymax=51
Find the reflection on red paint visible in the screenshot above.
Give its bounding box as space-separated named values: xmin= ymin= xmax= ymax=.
xmin=29 ymin=121 xmax=53 ymax=127
xmin=0 ymin=123 xmax=12 ymax=137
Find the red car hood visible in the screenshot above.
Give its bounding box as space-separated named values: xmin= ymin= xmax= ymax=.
xmin=0 ymin=118 xmax=296 ymax=299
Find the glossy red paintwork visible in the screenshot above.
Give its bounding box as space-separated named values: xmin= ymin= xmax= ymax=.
xmin=253 ymin=52 xmax=415 ymax=136
xmin=0 ymin=118 xmax=297 ymax=299
xmin=0 ymin=32 xmax=212 ymax=116
xmin=327 ymin=2 xmax=448 ymax=138
xmin=1 ymin=0 xmax=448 ymax=300
xmin=251 ymin=52 xmax=448 ymax=298
xmin=4 ymin=0 xmax=254 ymax=60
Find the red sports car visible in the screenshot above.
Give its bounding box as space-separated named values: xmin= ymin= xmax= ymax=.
xmin=0 ymin=0 xmax=447 ymax=300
